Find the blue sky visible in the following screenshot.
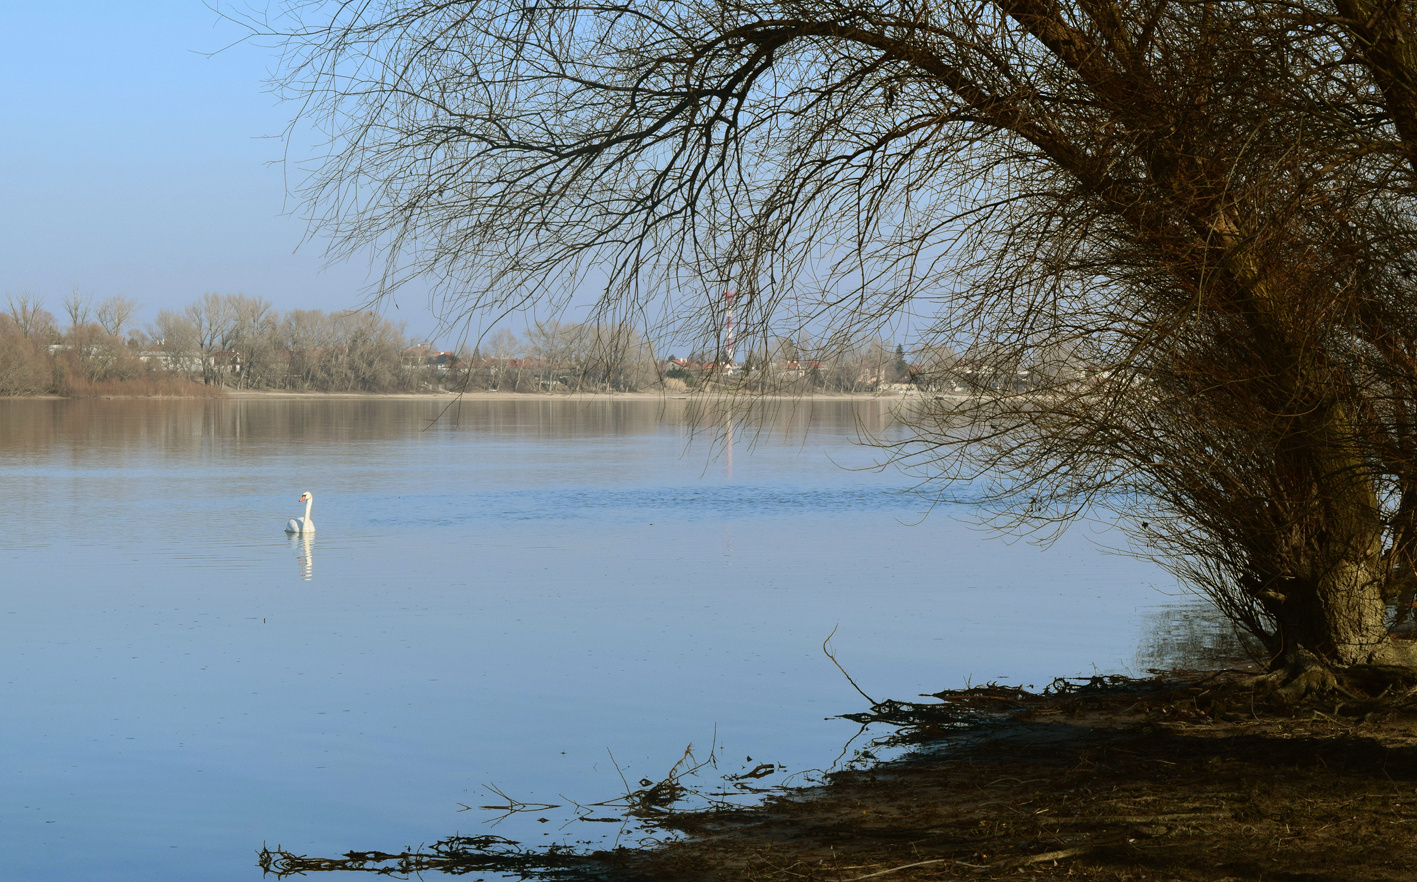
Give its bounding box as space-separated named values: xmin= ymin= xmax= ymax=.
xmin=0 ymin=1 xmax=445 ymax=341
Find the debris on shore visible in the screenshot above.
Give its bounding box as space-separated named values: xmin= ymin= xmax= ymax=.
xmin=260 ymin=670 xmax=1417 ymax=880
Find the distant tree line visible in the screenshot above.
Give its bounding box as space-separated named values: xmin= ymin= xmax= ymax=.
xmin=666 ymin=335 xmax=919 ymax=393
xmin=3 ymin=290 xmax=973 ymax=396
xmin=0 ymin=293 xmax=673 ymax=395
xmin=455 ymin=320 xmax=662 ymax=392
xmin=462 ymin=324 xmax=947 ymax=394
xmin=664 ymin=336 xmax=1089 ymax=395
xmin=0 ymin=291 xmax=436 ymax=395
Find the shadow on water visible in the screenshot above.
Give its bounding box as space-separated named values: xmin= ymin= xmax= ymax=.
xmin=256 ymin=741 xmax=760 ymax=878
xmin=254 ymin=681 xmax=1227 ymax=878
xmin=255 ymin=602 xmax=1247 ymax=879
xmin=257 ymin=759 xmax=831 ymax=878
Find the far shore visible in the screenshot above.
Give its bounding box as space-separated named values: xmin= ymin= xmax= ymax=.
xmin=221 ymin=388 xmax=933 ymax=401
xmin=7 ymin=388 xmax=953 ymax=403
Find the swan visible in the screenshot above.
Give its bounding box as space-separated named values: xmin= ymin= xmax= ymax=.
xmin=285 ymin=491 xmax=316 ymax=535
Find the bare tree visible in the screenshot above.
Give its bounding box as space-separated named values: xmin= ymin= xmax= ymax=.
xmin=150 ymin=309 xmax=201 ymax=375
xmin=524 ymin=319 xmax=580 ymax=388
xmin=486 ymin=327 xmax=521 ymax=390
xmin=332 ymin=310 xmax=410 ymax=391
xmin=280 ymin=308 xmax=338 ymax=387
xmin=55 ymin=287 xmax=136 ymax=384
xmin=185 ymin=293 xmax=238 ymax=385
xmin=225 ymin=294 xmax=278 ymax=388
xmin=95 ymin=296 xmax=140 ymax=340
xmin=275 ymin=308 xmax=412 ymax=391
xmin=4 ymin=292 xmax=57 ymax=341
xmin=62 ymin=287 xmax=92 ymax=332
xmin=259 ymin=1 xmax=1417 ymax=686
xmin=0 ymin=314 xmax=52 ymax=394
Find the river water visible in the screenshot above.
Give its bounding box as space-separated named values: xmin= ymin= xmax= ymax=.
xmin=0 ymin=396 xmax=1230 ymax=880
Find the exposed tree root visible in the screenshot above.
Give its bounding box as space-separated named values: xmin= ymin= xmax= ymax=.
xmin=1243 ymin=639 xmax=1417 ymax=700
xmin=1248 ymin=649 xmax=1344 ymax=700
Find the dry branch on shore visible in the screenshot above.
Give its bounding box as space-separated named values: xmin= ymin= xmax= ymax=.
xmin=256 ymin=670 xmax=1417 ymax=880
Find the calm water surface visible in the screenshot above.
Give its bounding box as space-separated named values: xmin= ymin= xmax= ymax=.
xmin=0 ymin=397 xmax=1218 ymax=880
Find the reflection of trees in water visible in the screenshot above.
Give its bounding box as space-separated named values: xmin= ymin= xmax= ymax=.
xmin=1138 ymin=599 xmax=1417 ymax=671
xmin=1135 ymin=601 xmax=1260 ymax=671
xmin=0 ymin=396 xmax=904 ymax=454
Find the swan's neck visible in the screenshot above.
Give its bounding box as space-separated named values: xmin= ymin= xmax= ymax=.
xmin=304 ymin=497 xmax=314 ymax=521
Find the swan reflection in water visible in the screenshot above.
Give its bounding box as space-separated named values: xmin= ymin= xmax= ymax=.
xmin=290 ymin=530 xmax=314 ymax=581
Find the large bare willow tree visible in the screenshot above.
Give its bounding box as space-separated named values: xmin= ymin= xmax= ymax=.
xmin=259 ymin=0 xmax=1417 ymax=687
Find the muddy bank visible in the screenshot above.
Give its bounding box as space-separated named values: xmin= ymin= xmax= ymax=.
xmin=261 ymin=670 xmax=1417 ymax=880
xmin=612 ymin=671 xmax=1417 ymax=881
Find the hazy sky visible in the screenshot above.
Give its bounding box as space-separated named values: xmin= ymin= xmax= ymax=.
xmin=0 ymin=2 xmax=447 ymax=341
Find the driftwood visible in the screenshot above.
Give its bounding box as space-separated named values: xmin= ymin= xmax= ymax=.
xmin=258 ymin=835 xmax=609 ymax=877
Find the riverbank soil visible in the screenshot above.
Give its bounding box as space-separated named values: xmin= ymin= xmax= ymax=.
xmin=612 ymin=671 xmax=1417 ymax=881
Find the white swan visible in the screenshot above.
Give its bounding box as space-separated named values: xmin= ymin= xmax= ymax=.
xmin=285 ymin=491 xmax=316 ymax=534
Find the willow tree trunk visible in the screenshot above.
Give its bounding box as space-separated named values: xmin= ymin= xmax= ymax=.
xmin=1271 ymin=554 xmax=1389 ymax=667
xmin=1262 ymin=398 xmax=1414 ymax=671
